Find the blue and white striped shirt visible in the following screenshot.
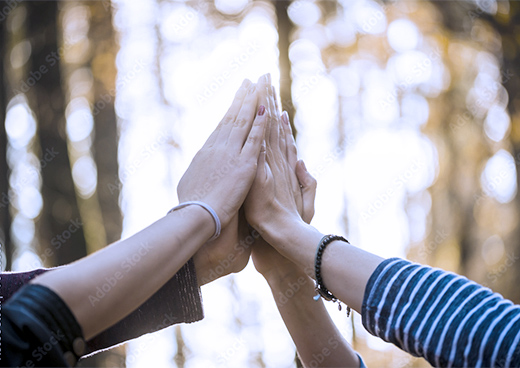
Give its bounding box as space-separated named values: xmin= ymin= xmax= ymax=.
xmin=362 ymin=258 xmax=520 ymax=367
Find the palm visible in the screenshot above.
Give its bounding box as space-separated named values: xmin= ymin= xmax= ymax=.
xmin=194 ymin=211 xmax=251 ymax=285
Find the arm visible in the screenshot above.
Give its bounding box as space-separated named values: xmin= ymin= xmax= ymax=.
xmin=245 ymin=86 xmax=520 ymax=367
xmin=248 ymin=88 xmax=362 ymax=367
xmin=29 ymin=77 xmax=268 ymax=341
xmin=2 ymin=263 xmax=203 ymax=355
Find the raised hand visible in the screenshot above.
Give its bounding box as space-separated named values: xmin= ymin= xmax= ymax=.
xmin=189 ymin=75 xmax=273 ymax=285
xmin=177 ymin=77 xmax=268 ymax=229
xmin=250 ymin=103 xmax=317 ymax=280
xmin=244 ymin=84 xmax=306 ymax=248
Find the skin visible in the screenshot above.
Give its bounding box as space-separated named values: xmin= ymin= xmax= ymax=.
xmin=248 ymin=87 xmax=360 ymax=367
xmin=245 ymin=85 xmax=384 ymax=316
xmin=192 ymin=74 xmax=274 ymax=285
xmin=32 ymin=77 xmax=269 ymax=340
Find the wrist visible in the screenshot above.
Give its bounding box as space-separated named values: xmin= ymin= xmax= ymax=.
xmin=260 ymin=219 xmax=323 ymax=272
xmin=166 ymin=204 xmax=215 ymax=243
xmin=171 ymin=201 xmax=222 ymax=241
xmin=266 ymin=269 xmax=316 ymax=308
xmin=264 ymin=265 xmax=311 ymax=289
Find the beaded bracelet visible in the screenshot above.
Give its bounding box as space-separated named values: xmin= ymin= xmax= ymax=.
xmin=167 ymin=201 xmax=221 ymax=241
xmin=313 ymin=234 xmax=351 ymax=316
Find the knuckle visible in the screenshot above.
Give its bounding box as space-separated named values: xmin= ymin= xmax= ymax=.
xmin=247 ymin=133 xmax=259 ymax=145
xmin=235 ymin=118 xmax=249 ymax=127
xmin=222 ymin=115 xmax=234 ymax=125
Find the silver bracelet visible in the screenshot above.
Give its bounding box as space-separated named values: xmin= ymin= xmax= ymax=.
xmin=167 ymin=201 xmax=221 ymax=241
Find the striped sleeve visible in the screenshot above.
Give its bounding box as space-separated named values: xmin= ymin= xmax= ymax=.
xmin=361 ymin=258 xmax=520 ymax=368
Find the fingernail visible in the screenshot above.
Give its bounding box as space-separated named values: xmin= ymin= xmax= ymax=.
xmin=264 ymin=73 xmax=271 ymax=84
xmin=242 ymin=79 xmax=252 ymax=88
xmin=258 ymin=105 xmax=266 ymax=116
xmin=248 ymin=84 xmax=256 ymax=94
xmin=300 ymin=160 xmax=307 ymax=171
xmin=282 ymin=111 xmax=289 ymax=125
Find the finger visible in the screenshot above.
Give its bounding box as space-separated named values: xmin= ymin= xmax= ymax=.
xmin=257 ymin=75 xmax=270 ymax=142
xmin=206 ymin=79 xmax=252 ymax=146
xmin=278 ymin=113 xmax=287 ymax=159
xmin=258 ymin=141 xmax=267 ymax=181
xmin=267 ymin=86 xmax=280 ymax=150
xmin=226 ymin=83 xmax=260 ymax=149
xmin=241 ymin=103 xmax=268 ymax=162
xmin=281 ymin=111 xmax=298 ymax=171
xmin=296 ymin=160 xmax=317 ymax=224
xmin=272 ymin=85 xmax=281 ymax=117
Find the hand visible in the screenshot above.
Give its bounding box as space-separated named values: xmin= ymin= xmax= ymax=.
xmin=244 ymin=85 xmax=309 ymax=245
xmin=249 ymin=103 xmax=317 ymax=280
xmin=252 ymin=159 xmax=317 ymax=282
xmin=193 ymin=210 xmax=253 ymax=286
xmin=191 ymin=75 xmax=274 ymax=285
xmin=177 ymin=77 xmax=268 ymax=229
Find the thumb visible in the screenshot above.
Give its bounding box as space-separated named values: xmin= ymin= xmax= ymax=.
xmin=296 ymin=160 xmax=317 ymax=224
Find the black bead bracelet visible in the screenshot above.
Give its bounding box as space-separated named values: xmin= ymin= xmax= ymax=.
xmin=313 ymin=234 xmax=351 ymax=316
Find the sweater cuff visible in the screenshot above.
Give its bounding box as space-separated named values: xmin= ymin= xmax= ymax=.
xmin=4 ymin=284 xmax=85 ymax=366
xmin=85 ymin=257 xmax=203 ymax=354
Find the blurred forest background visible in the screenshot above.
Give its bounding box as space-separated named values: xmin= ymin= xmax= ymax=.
xmin=1 ymin=0 xmax=520 ymax=367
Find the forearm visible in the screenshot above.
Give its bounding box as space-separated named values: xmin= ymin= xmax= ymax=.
xmin=363 ymin=258 xmax=520 ymax=367
xmin=265 ymin=219 xmax=384 ymax=313
xmin=32 ymin=205 xmax=213 ymax=340
xmin=266 ymin=269 xmax=360 ymax=367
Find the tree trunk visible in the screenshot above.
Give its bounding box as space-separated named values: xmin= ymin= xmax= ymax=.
xmin=275 ymin=0 xmax=296 ymax=133
xmin=0 ymin=15 xmax=12 ymax=270
xmin=88 ymin=0 xmax=122 ymax=245
xmin=26 ymin=1 xmax=87 ymax=266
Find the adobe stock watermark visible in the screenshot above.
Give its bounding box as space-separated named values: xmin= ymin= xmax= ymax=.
xmin=24 ymin=217 xmax=83 ymax=270
xmin=309 ymin=138 xmax=350 ymax=180
xmin=362 ymin=159 xmax=425 ymax=221
xmin=122 ymin=312 xmax=180 ymax=366
xmin=418 ymin=228 xmax=449 ymax=260
xmin=483 ymin=252 xmax=519 ymax=287
xmin=217 ymin=337 xmax=246 ymax=366
xmin=19 ymin=329 xmax=65 ymax=367
xmin=199 ymin=229 xmax=260 ymax=285
xmin=359 ymin=0 xmax=398 ymax=34
xmin=277 ymin=275 xmax=309 ymax=307
xmin=450 ymin=68 xmax=514 ymax=134
xmin=380 ymin=47 xmax=442 ymax=111
xmin=12 ymin=34 xmax=79 ymax=95
xmin=180 ymin=157 xmax=241 ymax=206
xmin=197 ymin=41 xmax=261 ymax=105
xmin=307 ymin=336 xmax=342 ymax=368
xmin=88 ymin=242 xmax=152 ymax=306
xmin=0 ymin=0 xmax=21 ymax=22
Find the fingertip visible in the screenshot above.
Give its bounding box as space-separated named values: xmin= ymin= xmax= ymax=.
xmin=298 ymin=159 xmax=307 ymax=172
xmin=296 ymin=160 xmax=316 ymax=187
xmin=242 ymin=79 xmax=252 ymax=89
xmin=282 ymin=111 xmax=289 ymax=125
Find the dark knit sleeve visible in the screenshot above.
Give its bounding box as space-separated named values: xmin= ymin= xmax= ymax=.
xmin=1 ymin=258 xmax=203 ymax=357
xmin=2 ymin=284 xmax=85 ymax=367
xmin=362 ymin=258 xmax=520 ymax=367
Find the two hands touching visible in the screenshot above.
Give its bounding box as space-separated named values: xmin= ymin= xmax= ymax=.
xmin=178 ymin=74 xmax=314 ymax=286
xmin=178 ymin=74 xmax=362 ymax=368
xmin=28 ymin=73 xmax=366 ymax=367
